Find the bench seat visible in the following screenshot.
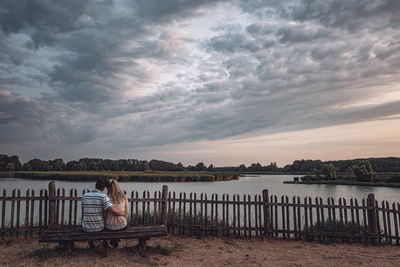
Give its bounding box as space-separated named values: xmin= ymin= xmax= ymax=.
xmin=39 ymin=225 xmax=167 ymax=249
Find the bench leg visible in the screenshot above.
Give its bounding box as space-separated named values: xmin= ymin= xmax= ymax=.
xmin=138 ymin=238 xmax=146 ymax=249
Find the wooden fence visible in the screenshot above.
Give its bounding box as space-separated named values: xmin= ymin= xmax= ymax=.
xmin=0 ymin=182 xmax=399 ymax=245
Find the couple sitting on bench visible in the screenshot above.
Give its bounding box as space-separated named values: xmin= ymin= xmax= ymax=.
xmin=82 ymin=177 xmax=128 ymax=248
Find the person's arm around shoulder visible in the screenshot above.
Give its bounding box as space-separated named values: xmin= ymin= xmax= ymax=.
xmin=107 ymin=205 xmax=127 ymax=216
xmin=103 ymin=194 xmax=127 ymax=216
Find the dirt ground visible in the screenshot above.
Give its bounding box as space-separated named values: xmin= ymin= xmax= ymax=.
xmin=0 ymin=235 xmax=399 ymax=267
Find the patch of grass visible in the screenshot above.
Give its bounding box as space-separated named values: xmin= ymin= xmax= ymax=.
xmin=123 ymin=241 xmax=183 ymax=258
xmin=153 ymin=244 xmax=173 ymax=256
xmin=27 ymin=245 xmax=71 ymax=261
xmin=224 ymin=239 xmax=235 ymax=246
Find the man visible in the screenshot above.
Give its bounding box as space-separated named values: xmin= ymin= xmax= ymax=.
xmin=82 ymin=178 xmax=127 ymax=233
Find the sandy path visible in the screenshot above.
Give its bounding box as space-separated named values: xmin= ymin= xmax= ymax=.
xmin=1 ymin=235 xmax=399 ymax=266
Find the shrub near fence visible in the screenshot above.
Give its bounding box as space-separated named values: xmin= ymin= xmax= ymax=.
xmin=0 ymin=182 xmax=399 ymax=245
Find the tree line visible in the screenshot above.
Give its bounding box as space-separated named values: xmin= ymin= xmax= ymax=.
xmin=0 ymin=154 xmax=399 ymax=174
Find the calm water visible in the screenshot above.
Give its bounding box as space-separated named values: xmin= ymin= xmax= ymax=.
xmin=0 ymin=175 xmax=399 ymax=203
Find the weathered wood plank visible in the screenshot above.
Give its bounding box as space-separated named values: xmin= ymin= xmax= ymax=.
xmin=135 ymin=191 xmax=139 ymax=225
xmin=68 ymin=189 xmax=73 ymax=225
xmin=338 ymin=198 xmax=343 ymax=237
xmin=73 ymin=189 xmax=78 ymax=225
xmin=30 ymin=190 xmax=35 ymax=237
xmin=350 ymin=198 xmax=355 ymax=242
xmin=16 ymin=189 xmax=21 ymax=238
xmin=316 ymin=197 xmax=321 ymax=242
xmin=382 ymin=200 xmax=388 ymax=243
xmin=189 ymin=192 xmax=193 ymax=236
xmin=61 ymin=189 xmax=65 ymax=226
xmin=25 ymin=189 xmax=29 ymax=238
xmin=39 ymin=189 xmax=43 ymax=230
xmin=286 ymin=196 xmax=290 ymax=239
xmin=222 ymin=194 xmax=226 ymax=236
xmin=215 ymin=194 xmax=219 ymax=236
xmin=1 ymin=189 xmax=6 ymax=240
xmin=304 ymin=197 xmax=308 ymax=240
xmin=233 ymin=194 xmax=236 ymax=236
xmin=227 ymin=194 xmax=230 ymax=236
xmin=39 ymin=225 xmax=167 ymax=243
xmin=11 ymin=189 xmax=15 ymax=237
xmin=386 ymin=201 xmax=392 ymax=244
xmin=355 ymin=199 xmax=360 ymax=242
xmin=393 ymin=202 xmax=399 ymax=245
xmin=172 ymin=192 xmax=176 ymax=234
xmin=183 ymin=192 xmax=187 ymax=235
xmin=308 ymin=196 xmax=312 ymax=240
xmin=320 ymin=197 xmax=325 ymax=240
xmin=362 ymin=198 xmax=367 ymax=244
xmin=297 ymin=197 xmax=301 ymax=239
xmin=237 ymin=194 xmax=241 ymax=237
xmin=293 ymin=196 xmax=297 ymax=239
xmin=248 ymin=194 xmax=252 ymax=236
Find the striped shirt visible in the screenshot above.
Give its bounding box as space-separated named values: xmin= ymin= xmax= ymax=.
xmin=81 ymin=189 xmax=112 ymax=232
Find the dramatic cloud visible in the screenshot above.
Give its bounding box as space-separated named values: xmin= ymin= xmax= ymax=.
xmin=0 ymin=0 xmax=399 ymax=164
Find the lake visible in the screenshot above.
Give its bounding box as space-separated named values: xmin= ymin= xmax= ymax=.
xmin=1 ymin=174 xmax=399 ymax=203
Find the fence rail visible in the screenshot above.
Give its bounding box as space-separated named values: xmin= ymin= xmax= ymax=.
xmin=0 ymin=182 xmax=399 ymax=245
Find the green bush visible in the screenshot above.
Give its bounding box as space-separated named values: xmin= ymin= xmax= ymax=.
xmin=304 ymin=219 xmax=367 ymax=242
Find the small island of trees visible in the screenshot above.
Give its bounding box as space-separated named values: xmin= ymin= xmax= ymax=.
xmin=287 ymin=160 xmax=400 ymax=187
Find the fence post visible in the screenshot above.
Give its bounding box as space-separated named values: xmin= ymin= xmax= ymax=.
xmin=48 ymin=181 xmax=56 ymax=226
xmin=263 ymin=189 xmax=270 ymax=236
xmin=161 ymin=185 xmax=168 ymax=225
xmin=367 ymin=193 xmax=378 ymax=244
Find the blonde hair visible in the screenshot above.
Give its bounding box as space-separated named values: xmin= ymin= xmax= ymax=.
xmin=106 ymin=179 xmax=127 ymax=204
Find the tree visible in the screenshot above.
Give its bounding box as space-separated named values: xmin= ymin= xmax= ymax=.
xmin=6 ymin=162 xmax=14 ymax=172
xmin=207 ymin=164 xmax=214 ymax=172
xmin=66 ymin=161 xmax=80 ymax=171
xmin=346 ymin=167 xmax=356 ymax=179
xmin=194 ymin=162 xmax=206 ymax=171
xmin=49 ymin=158 xmax=65 ymax=171
xmin=144 ymin=162 xmax=151 ymax=172
xmin=321 ymin=163 xmax=337 ymax=180
xmin=353 ymin=160 xmax=376 ymax=182
xmin=23 ymin=158 xmax=52 ymax=171
xmin=0 ymin=154 xmax=21 ymax=171
xmin=238 ymin=164 xmax=247 ymax=172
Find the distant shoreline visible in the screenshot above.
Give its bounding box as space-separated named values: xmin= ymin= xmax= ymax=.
xmin=0 ymin=171 xmax=239 ymax=182
xmin=283 ymin=180 xmax=400 ymax=188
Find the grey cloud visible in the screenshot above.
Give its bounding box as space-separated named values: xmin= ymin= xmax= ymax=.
xmin=207 ymin=25 xmax=275 ymax=53
xmin=0 ymin=33 xmax=27 ymax=66
xmin=0 ymin=91 xmax=48 ymax=142
xmin=0 ymin=0 xmax=112 ymax=48
xmin=290 ymin=0 xmax=400 ymax=32
xmin=277 ymin=24 xmax=330 ymax=43
xmin=246 ymin=22 xmax=276 ymax=35
xmin=129 ymin=0 xmax=225 ymax=23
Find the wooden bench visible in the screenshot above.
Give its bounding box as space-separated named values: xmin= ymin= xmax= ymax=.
xmin=39 ymin=224 xmax=167 ymax=250
xmin=40 ymin=183 xmax=169 ymax=250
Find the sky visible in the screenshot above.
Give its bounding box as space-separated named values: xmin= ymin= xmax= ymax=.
xmin=0 ymin=0 xmax=400 ymax=167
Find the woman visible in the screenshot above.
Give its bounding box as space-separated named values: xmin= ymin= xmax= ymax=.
xmin=104 ymin=179 xmax=128 ymax=247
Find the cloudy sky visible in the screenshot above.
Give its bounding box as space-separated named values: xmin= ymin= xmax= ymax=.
xmin=1 ymin=0 xmax=400 ymax=166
